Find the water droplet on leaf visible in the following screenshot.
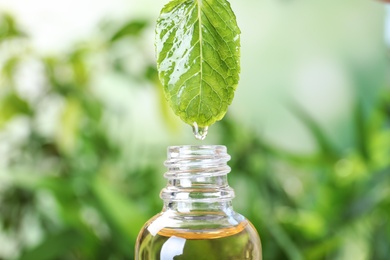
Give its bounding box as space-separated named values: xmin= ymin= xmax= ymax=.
xmin=192 ymin=122 xmax=208 ymax=140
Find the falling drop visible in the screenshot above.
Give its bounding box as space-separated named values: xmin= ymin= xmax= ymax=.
xmin=192 ymin=122 xmax=209 ymax=140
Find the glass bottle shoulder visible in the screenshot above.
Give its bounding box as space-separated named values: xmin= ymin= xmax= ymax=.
xmin=142 ymin=209 xmax=247 ymax=236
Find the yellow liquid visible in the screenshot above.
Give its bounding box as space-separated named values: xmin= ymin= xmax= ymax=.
xmin=136 ymin=221 xmax=262 ymax=260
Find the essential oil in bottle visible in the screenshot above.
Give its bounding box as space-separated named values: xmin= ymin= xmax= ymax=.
xmin=135 ymin=145 xmax=262 ymax=260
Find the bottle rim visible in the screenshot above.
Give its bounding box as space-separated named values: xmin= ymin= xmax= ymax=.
xmin=166 ymin=145 xmax=228 ymax=159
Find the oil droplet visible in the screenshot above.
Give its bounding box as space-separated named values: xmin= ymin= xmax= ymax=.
xmin=192 ymin=122 xmax=208 ymax=140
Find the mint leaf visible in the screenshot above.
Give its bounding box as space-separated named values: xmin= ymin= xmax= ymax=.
xmin=156 ymin=0 xmax=240 ymax=127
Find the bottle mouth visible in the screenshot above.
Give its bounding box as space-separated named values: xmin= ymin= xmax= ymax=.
xmin=166 ymin=145 xmax=230 ymax=160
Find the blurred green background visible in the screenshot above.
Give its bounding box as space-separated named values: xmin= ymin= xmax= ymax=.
xmin=0 ymin=0 xmax=389 ymax=259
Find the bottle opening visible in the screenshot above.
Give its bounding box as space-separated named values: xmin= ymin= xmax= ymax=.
xmin=166 ymin=145 xmax=229 ymax=159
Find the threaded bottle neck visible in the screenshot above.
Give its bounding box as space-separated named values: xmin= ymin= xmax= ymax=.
xmin=161 ymin=145 xmax=235 ymax=210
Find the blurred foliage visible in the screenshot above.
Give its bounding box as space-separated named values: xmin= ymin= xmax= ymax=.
xmin=0 ymin=11 xmax=389 ymax=260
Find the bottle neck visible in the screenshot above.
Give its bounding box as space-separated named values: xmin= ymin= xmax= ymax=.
xmin=160 ymin=145 xmax=235 ymax=213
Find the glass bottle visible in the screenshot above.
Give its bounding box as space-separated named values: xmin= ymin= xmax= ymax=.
xmin=135 ymin=145 xmax=262 ymax=260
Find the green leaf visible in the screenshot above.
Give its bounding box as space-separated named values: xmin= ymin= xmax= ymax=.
xmin=92 ymin=175 xmax=146 ymax=243
xmin=353 ymin=100 xmax=370 ymax=161
xmin=287 ymin=102 xmax=339 ymax=162
xmin=156 ymin=0 xmax=240 ymax=127
xmin=0 ymin=93 xmax=31 ymax=127
xmin=110 ymin=20 xmax=149 ymax=42
xmin=0 ymin=13 xmax=26 ymax=41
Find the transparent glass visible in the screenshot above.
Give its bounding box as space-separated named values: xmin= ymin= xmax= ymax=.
xmin=135 ymin=145 xmax=262 ymax=260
